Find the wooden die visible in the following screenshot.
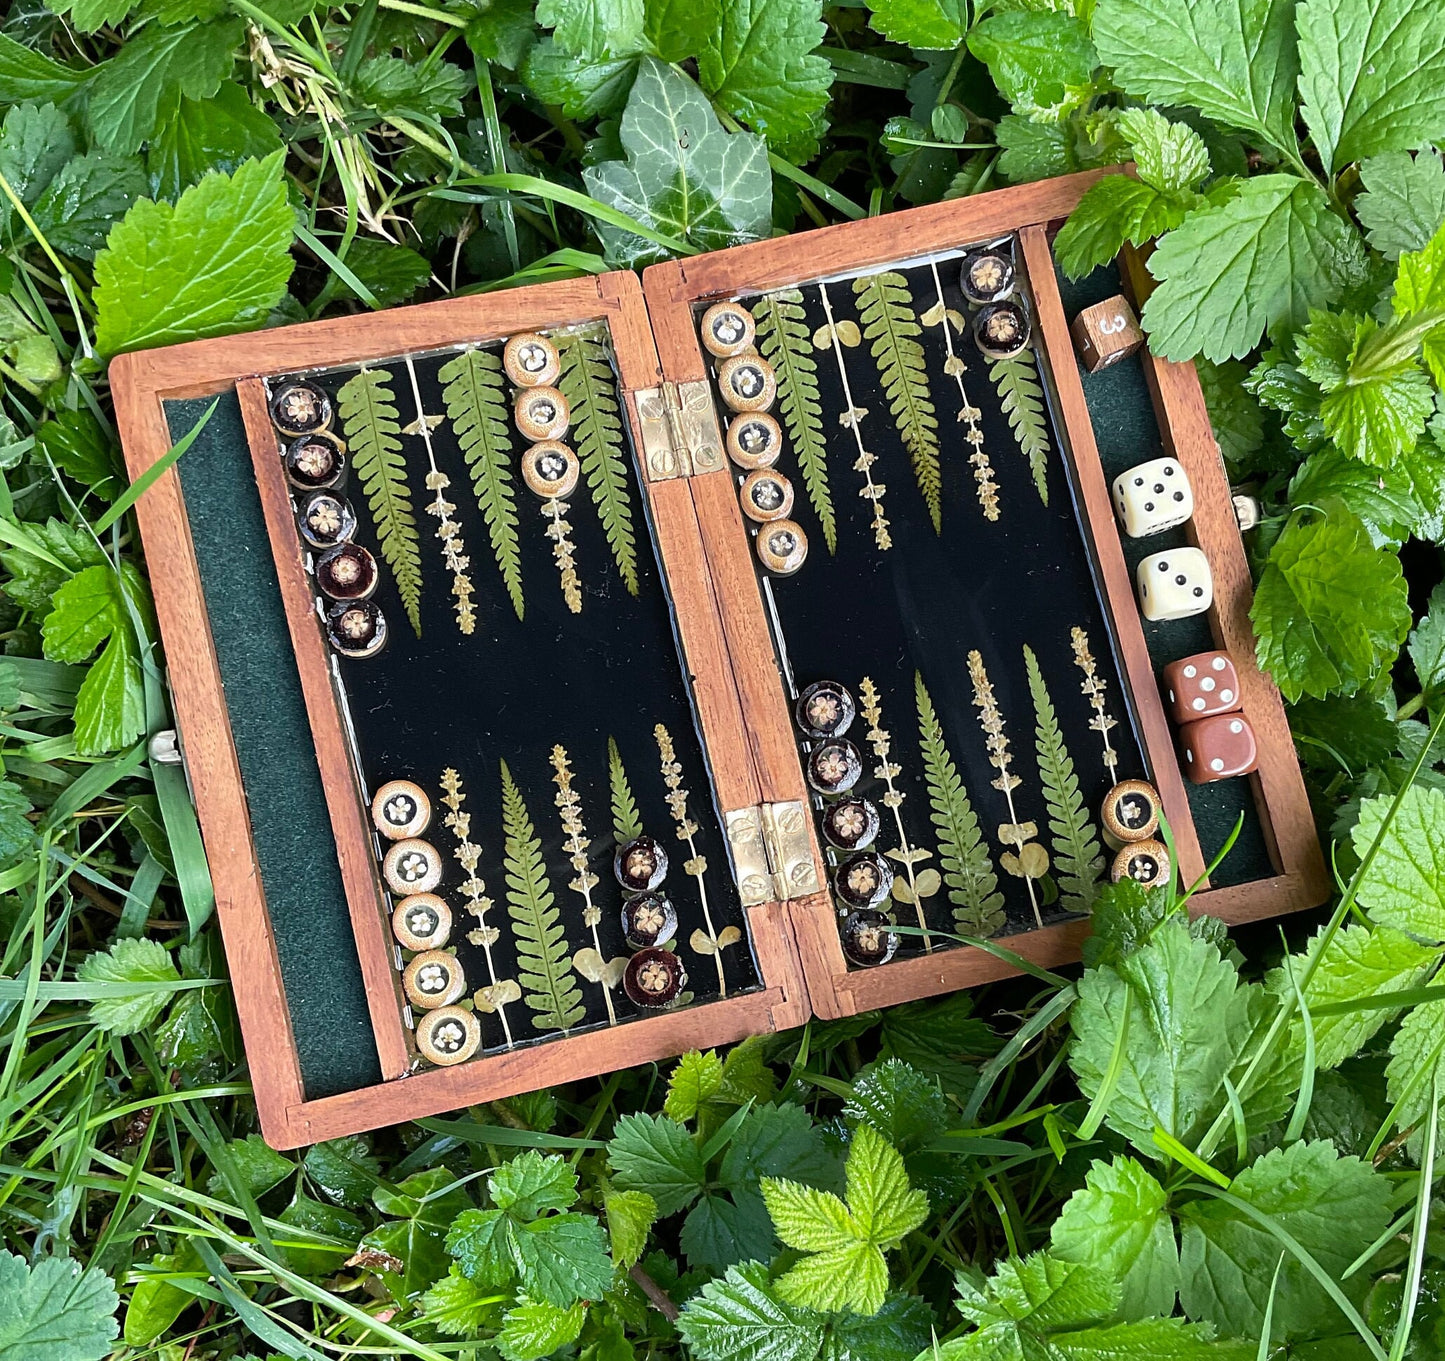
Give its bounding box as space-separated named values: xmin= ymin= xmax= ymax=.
xmin=1070 ymin=295 xmax=1144 ymax=373
xmin=1162 ymin=651 xmax=1243 ymax=722
xmin=1178 ymin=713 xmax=1258 ymax=783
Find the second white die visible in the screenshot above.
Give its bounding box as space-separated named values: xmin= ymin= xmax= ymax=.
xmin=1136 ymin=547 xmax=1212 ymax=621
xmin=1112 ymin=458 xmax=1193 ymax=537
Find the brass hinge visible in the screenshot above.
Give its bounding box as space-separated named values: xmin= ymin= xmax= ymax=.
xmin=635 ymin=380 xmax=725 ymax=481
xmin=725 ymin=800 xmax=821 ymax=906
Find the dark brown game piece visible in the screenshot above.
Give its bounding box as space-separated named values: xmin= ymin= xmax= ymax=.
xmin=807 ymin=738 xmax=862 ymax=794
xmin=1162 ymin=651 xmax=1243 ymax=723
xmin=833 ymin=850 xmax=894 ymax=910
xmin=615 ymin=836 xmax=668 ymax=894
xmin=822 ymin=797 xmax=879 ymax=851
xmin=315 ymin=544 xmax=378 ymax=601
xmin=795 ymin=680 xmax=856 ymax=739
xmin=840 ymin=909 xmax=899 ymax=967
xmin=624 ymin=948 xmax=685 ymax=1007
xmin=621 ymin=892 xmax=677 ymax=950
xmin=1178 ymin=713 xmax=1258 ymax=784
xmin=1071 ymin=295 xmax=1144 ymax=373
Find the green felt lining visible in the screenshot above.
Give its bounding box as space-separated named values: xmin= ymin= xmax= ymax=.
xmin=1056 ymin=267 xmax=1271 ymax=887
xmin=165 ymin=394 xmax=381 ymax=1099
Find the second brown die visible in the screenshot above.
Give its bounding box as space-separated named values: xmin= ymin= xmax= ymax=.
xmin=1162 ymin=650 xmax=1243 ymax=722
xmin=1179 ymin=713 xmax=1257 ymax=783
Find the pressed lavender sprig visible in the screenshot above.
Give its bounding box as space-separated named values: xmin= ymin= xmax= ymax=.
xmin=550 ymin=744 xmax=618 ymax=1024
xmin=1071 ymin=626 xmax=1119 ymax=782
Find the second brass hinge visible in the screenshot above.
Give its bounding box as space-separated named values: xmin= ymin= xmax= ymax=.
xmin=635 ymin=380 xmax=724 ymax=481
xmin=725 ymin=800 xmax=821 ymax=907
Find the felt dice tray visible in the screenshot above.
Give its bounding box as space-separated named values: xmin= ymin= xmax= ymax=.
xmin=113 ymin=169 xmax=1328 ymax=1148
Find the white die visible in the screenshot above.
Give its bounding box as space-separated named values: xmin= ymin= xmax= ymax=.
xmin=1112 ymin=458 xmax=1193 ymax=538
xmin=1136 ymin=547 xmax=1212 ymax=621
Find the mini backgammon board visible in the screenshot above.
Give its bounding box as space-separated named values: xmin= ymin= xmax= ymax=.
xmin=112 ymin=168 xmax=1328 ymax=1148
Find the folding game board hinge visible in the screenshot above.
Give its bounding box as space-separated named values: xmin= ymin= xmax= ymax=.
xmin=634 ymin=380 xmax=725 ymax=481
xmin=725 ymin=800 xmax=822 ymax=906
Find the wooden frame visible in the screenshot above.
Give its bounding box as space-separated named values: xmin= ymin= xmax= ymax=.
xmin=112 ymin=171 xmax=1328 ymax=1146
xmin=641 ymin=168 xmax=1329 ymax=1021
xmin=111 ymin=272 xmax=810 ymax=1150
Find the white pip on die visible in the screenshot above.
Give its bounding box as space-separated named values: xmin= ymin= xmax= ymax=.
xmin=1136 ymin=547 xmax=1212 ymax=621
xmin=1112 ymin=458 xmax=1193 ymax=538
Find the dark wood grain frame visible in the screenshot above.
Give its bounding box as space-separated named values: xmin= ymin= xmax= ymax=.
xmin=641 ymin=169 xmax=1329 ymax=1021
xmin=111 ymin=272 xmax=811 ymax=1150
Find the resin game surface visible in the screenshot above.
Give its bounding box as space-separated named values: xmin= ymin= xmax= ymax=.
xmin=111 ymin=169 xmax=1328 ymax=1147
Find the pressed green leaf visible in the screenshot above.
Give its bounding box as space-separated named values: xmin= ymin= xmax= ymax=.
xmin=853 ymin=271 xmax=940 ymax=530
xmin=1250 ymin=508 xmax=1410 ymax=702
xmin=967 ymin=11 xmax=1097 ymax=122
xmin=0 ymin=1251 xmax=120 ymax=1361
xmin=863 ymin=0 xmax=967 ymax=50
xmin=76 ymin=936 xmax=180 ymax=1034
xmin=499 ymin=760 xmax=583 ymax=1031
xmin=1355 ymin=148 xmax=1445 ymax=261
xmin=753 ymin=290 xmax=833 ymax=552
xmin=915 ymin=673 xmax=1002 ymax=936
xmin=338 ymin=367 xmax=423 ymax=636
xmin=1092 ymin=0 xmax=1300 ymax=157
xmin=439 ymin=346 xmax=523 ymax=621
xmin=1025 ymin=645 xmax=1104 ymax=914
xmin=583 ymin=58 xmax=771 ymax=267
xmin=696 ymin=0 xmax=833 ymax=153
xmin=1351 ymin=785 xmax=1445 ymax=941
xmin=557 ymin=326 xmax=638 ymax=594
xmin=990 ymin=350 xmax=1050 ymax=504
xmin=1050 ymin=1156 xmax=1180 ymax=1318
xmin=606 ymin=736 xmax=643 ymax=844
xmin=94 ymin=151 xmax=293 ymax=356
xmin=1297 ymin=0 xmax=1445 ymax=174
xmin=1142 ymin=176 xmax=1365 ymax=363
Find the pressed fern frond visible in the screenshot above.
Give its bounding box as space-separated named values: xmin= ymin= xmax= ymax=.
xmin=608 ymin=736 xmax=643 ymax=845
xmin=337 ymin=368 xmax=422 ymax=634
xmin=853 ymin=272 xmax=941 ymax=531
xmin=557 ymin=326 xmax=639 ymax=594
xmin=439 ymin=348 xmax=524 ymax=620
xmin=753 ymin=290 xmax=834 ymax=552
xmin=991 ymin=351 xmax=1051 ymax=506
xmin=499 ymin=759 xmax=584 ymax=1032
xmin=915 ymin=672 xmax=1004 ymax=938
xmin=1023 ymin=645 xmax=1105 ymax=914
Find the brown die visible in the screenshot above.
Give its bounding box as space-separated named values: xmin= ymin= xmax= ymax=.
xmin=1178 ymin=713 xmax=1258 ymax=784
xmin=1162 ymin=650 xmax=1243 ymax=722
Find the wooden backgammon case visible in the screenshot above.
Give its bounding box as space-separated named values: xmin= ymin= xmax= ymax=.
xmin=111 ymin=169 xmax=1329 ymax=1149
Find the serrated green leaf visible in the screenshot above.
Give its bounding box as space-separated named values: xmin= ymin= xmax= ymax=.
xmin=147 ymin=82 xmax=285 ymax=200
xmin=513 ymin=1213 xmax=614 ymax=1306
xmin=1050 ymin=1156 xmax=1180 ymax=1318
xmin=94 ymin=151 xmax=293 ymax=356
xmin=990 ymin=350 xmax=1050 ymax=504
xmin=76 ymin=936 xmax=181 ymax=1034
xmin=419 ymin=1265 xmax=505 ymax=1336
xmin=665 ymin=1050 xmax=725 ymax=1122
xmin=538 ymin=0 xmax=644 ymax=60
xmin=54 ymin=0 xmax=138 ymax=31
xmin=497 ymin=1297 xmax=586 ymax=1361
xmin=32 ymin=151 xmax=146 ymax=262
xmin=1410 ymin=581 xmax=1445 ymax=693
xmin=1092 ymin=0 xmax=1299 ymax=158
xmin=677 ymin=1260 xmax=825 ymax=1361
xmin=604 ymin=1189 xmax=655 ymax=1268
xmin=1142 ymin=176 xmax=1365 ymax=363
xmin=1297 ymin=0 xmax=1445 ymax=175
xmin=608 ymin=1113 xmax=706 ymax=1216
xmin=853 ymin=271 xmax=940 ymax=529
xmin=0 ymin=1250 xmax=119 ymax=1361
xmin=492 ymin=1150 xmax=578 ymax=1217
xmin=521 ymin=38 xmax=639 ymax=119
xmin=753 ymin=289 xmax=833 ymax=551
xmin=1386 ymin=996 xmax=1445 ymax=1156
xmin=499 ymin=760 xmax=583 ymax=1031
xmin=846 ymin=1121 xmax=927 ymax=1247
xmin=1287 ymin=448 xmax=1418 ymax=548
xmin=822 ymin=1293 xmax=933 ymax=1361
xmin=0 ymin=34 xmax=89 ymax=105
xmin=1352 ymin=785 xmax=1445 ymax=941
xmin=1054 ymin=173 xmax=1198 ymax=281
xmin=334 ymin=239 xmax=431 ymax=308
xmin=1197 ymin=359 xmax=1265 ymax=469
xmin=915 ymin=672 xmax=1002 ymax=937
xmin=1355 ymin=148 xmax=1445 ymax=261
xmin=338 ymin=367 xmax=423 ymax=636
xmin=558 ymin=326 xmax=638 ymax=594
xmin=863 ymin=0 xmax=966 ymax=50
xmin=1251 ymin=507 xmax=1410 ymax=702
xmin=1178 ymin=1140 xmax=1391 ymax=1340
xmin=968 ymin=11 xmax=1097 ymax=122
xmin=1117 ymin=107 xmax=1210 ymax=195
xmin=350 ymin=55 xmax=471 ymax=119
xmin=0 ymin=781 xmax=36 ymax=870
xmin=845 ymin=1058 xmax=948 ymax=1157
xmin=1025 ymin=645 xmax=1104 ymax=914
xmin=582 ymin=58 xmax=770 ymax=267
xmin=439 ymin=346 xmax=523 ymax=620
xmin=0 ymin=103 xmax=76 ymax=235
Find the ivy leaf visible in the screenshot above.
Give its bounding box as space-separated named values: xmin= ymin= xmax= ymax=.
xmin=1178 ymin=1141 xmax=1391 ymax=1340
xmin=95 ymin=151 xmax=293 ymax=357
xmin=608 ymin=1113 xmax=706 ymax=1217
xmin=1251 ymin=507 xmax=1410 ymax=702
xmin=1142 ymin=176 xmax=1365 ymax=362
xmin=761 ymin=1123 xmax=926 ymax=1315
xmin=1356 ymin=148 xmax=1445 ymax=261
xmin=677 ymin=1260 xmax=825 ymax=1361
xmin=496 ymin=1297 xmax=587 ymax=1361
xmin=1050 ymin=1156 xmax=1180 ymax=1319
xmin=364 ymin=1168 xmax=471 ymax=1296
xmin=968 ymin=12 xmax=1097 ymax=122
xmin=1352 ymin=785 xmax=1445 ymax=941
xmin=87 ymin=19 xmax=241 ymax=155
xmin=1297 ymin=0 xmax=1445 ymax=175
xmin=537 ymin=0 xmax=643 ymax=59
xmin=32 ymin=151 xmax=147 ymax=262
xmin=697 ymin=0 xmax=832 ymax=152
xmin=0 ymin=1251 xmax=120 ymax=1360
xmin=1092 ymin=0 xmax=1299 ymax=158
xmin=76 ymin=937 xmax=181 ymax=1035
xmin=147 ymin=84 xmax=284 ymax=201
xmin=583 ymin=58 xmax=770 ymax=267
